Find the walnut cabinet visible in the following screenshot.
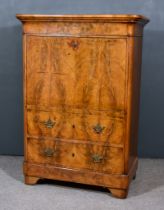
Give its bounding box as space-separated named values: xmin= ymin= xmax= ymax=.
xmin=17 ymin=14 xmax=149 ymax=198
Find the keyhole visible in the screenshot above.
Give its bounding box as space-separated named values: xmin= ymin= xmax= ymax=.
xmin=72 ymin=153 xmax=75 ymax=157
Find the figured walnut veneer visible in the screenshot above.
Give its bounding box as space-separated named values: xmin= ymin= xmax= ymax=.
xmin=17 ymin=14 xmax=149 ymax=198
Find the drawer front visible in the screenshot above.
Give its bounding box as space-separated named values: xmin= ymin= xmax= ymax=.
xmin=27 ymin=110 xmax=124 ymax=146
xmin=26 ymin=36 xmax=127 ymax=111
xmin=24 ymin=22 xmax=127 ymax=36
xmin=27 ymin=138 xmax=124 ymax=174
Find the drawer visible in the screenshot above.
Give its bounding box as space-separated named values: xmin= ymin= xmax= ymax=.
xmin=27 ymin=110 xmax=124 ymax=145
xmin=23 ymin=22 xmax=128 ymax=36
xmin=27 ymin=138 xmax=124 ymax=174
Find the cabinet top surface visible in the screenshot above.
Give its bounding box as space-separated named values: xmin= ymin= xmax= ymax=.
xmin=16 ymin=14 xmax=149 ymax=25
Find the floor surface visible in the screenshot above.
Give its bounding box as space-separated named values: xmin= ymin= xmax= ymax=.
xmin=0 ymin=156 xmax=164 ymax=210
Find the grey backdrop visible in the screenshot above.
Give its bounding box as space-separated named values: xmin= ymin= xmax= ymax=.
xmin=0 ymin=0 xmax=163 ymax=157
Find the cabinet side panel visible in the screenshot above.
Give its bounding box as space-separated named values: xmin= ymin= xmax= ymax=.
xmin=125 ymin=35 xmax=143 ymax=173
xmin=23 ymin=34 xmax=27 ymax=161
xmin=130 ymin=36 xmax=143 ymax=167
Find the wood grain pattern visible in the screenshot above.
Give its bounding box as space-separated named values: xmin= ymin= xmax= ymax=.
xmin=17 ymin=14 xmax=149 ymax=37
xmin=109 ymin=188 xmax=128 ymax=199
xmin=25 ymin=176 xmax=40 ymax=185
xmin=27 ymin=110 xmax=124 ymax=145
xmin=124 ymin=36 xmax=143 ymax=173
xmin=27 ymin=138 xmax=124 ymax=174
xmin=16 ymin=14 xmax=149 ymax=24
xmin=26 ymin=36 xmax=127 ymax=110
xmin=23 ymin=158 xmax=138 ymax=189
xmin=23 ymin=22 xmax=128 ymax=36
xmin=17 ymin=14 xmax=149 ymax=198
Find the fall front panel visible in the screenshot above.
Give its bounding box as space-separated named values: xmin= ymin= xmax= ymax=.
xmin=26 ymin=36 xmax=127 ymax=111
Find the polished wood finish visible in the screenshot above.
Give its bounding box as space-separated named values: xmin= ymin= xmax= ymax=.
xmin=17 ymin=14 xmax=149 ymax=198
xmin=25 ymin=175 xmax=40 ymax=185
xmin=109 ymin=188 xmax=128 ymax=199
xmin=27 ymin=138 xmax=124 ymax=174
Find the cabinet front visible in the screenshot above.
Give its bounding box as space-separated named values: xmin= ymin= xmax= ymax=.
xmin=26 ymin=36 xmax=127 ymax=112
xmin=18 ymin=14 xmax=148 ymax=198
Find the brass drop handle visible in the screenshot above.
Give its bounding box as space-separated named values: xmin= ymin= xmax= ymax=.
xmin=43 ymin=148 xmax=56 ymax=157
xmin=92 ymin=154 xmax=104 ymax=163
xmin=41 ymin=118 xmax=55 ymax=129
xmin=93 ymin=124 xmax=105 ymax=134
